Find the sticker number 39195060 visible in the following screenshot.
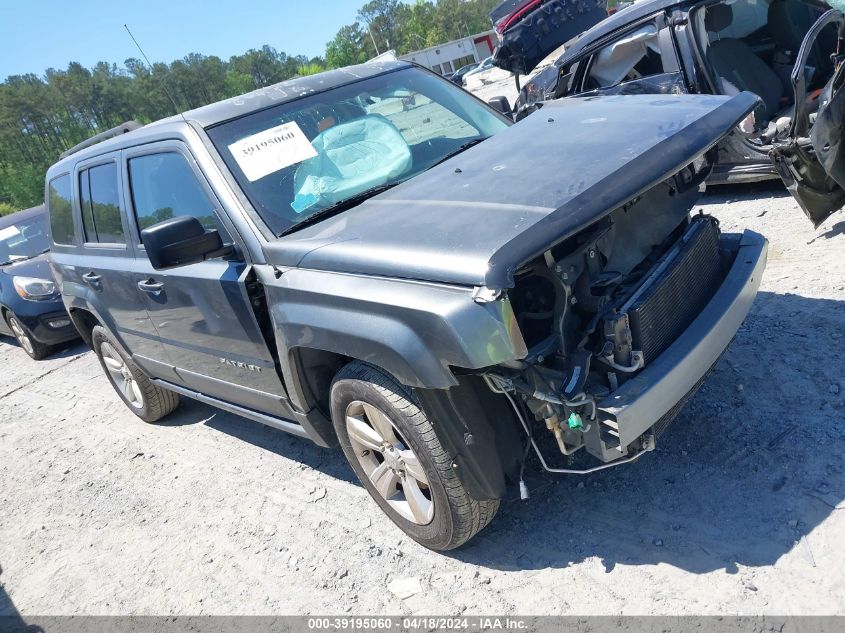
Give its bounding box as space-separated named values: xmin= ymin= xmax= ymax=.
xmin=227 ymin=121 xmax=318 ymax=182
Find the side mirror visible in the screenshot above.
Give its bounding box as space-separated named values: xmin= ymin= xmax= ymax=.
xmin=487 ymin=96 xmax=513 ymax=116
xmin=141 ymin=215 xmax=232 ymax=270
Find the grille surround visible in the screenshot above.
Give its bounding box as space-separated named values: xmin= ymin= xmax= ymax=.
xmin=626 ymin=218 xmax=723 ymax=364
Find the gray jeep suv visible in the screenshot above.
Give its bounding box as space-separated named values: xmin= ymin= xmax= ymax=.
xmin=47 ymin=61 xmax=768 ymax=550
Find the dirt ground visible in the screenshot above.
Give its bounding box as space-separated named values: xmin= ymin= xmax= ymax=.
xmin=0 ymin=181 xmax=843 ymax=616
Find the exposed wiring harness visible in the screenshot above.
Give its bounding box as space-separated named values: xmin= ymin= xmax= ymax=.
xmin=484 ymin=374 xmax=654 ymax=481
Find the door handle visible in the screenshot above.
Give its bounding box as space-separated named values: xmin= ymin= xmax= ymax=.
xmin=82 ymin=272 xmax=102 ymax=290
xmin=137 ymin=279 xmax=164 ymax=295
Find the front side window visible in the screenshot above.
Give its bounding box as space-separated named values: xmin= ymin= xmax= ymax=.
xmin=48 ymin=174 xmax=75 ymax=245
xmin=79 ymin=162 xmax=125 ymax=244
xmin=128 ymin=152 xmax=222 ymax=240
xmin=206 ymin=67 xmax=509 ymax=236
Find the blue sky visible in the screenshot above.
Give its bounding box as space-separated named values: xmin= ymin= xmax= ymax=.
xmin=0 ymin=0 xmax=367 ymax=80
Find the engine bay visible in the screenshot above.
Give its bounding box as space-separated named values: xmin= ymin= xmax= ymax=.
xmin=495 ymin=165 xmax=734 ymax=465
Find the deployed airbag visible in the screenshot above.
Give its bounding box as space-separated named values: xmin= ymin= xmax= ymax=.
xmin=589 ymin=25 xmax=660 ymax=87
xmin=292 ymin=115 xmax=412 ymax=212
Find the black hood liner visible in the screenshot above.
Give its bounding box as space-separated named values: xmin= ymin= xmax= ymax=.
xmin=491 ymin=0 xmax=608 ymax=75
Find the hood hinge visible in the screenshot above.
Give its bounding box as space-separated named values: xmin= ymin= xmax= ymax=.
xmin=472 ymin=286 xmax=502 ymax=303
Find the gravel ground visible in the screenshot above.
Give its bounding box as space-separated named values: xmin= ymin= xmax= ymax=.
xmin=0 ymin=182 xmax=843 ymax=617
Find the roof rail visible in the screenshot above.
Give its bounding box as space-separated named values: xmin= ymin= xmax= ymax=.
xmin=59 ymin=120 xmax=144 ymax=160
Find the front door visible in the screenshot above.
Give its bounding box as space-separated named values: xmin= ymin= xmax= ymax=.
xmin=771 ymin=8 xmax=845 ymax=226
xmin=122 ymin=142 xmax=292 ymax=417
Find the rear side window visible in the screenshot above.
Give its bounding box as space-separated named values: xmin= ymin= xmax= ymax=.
xmin=48 ymin=175 xmax=75 ymax=245
xmin=79 ymin=163 xmax=125 ymax=244
xmin=127 ymin=152 xmax=222 ymax=239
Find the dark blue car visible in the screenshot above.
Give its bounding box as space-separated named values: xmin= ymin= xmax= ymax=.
xmin=0 ymin=205 xmax=78 ymax=359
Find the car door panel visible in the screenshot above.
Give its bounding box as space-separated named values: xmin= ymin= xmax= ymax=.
xmin=69 ymin=252 xmax=169 ymax=365
xmin=133 ymin=256 xmax=292 ymax=415
xmin=61 ymin=151 xmax=170 ymax=369
xmin=122 ymin=141 xmax=293 ymax=417
xmin=770 ymin=9 xmax=845 ymax=226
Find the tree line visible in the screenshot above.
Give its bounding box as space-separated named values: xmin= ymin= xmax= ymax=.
xmin=0 ymin=0 xmax=499 ymax=214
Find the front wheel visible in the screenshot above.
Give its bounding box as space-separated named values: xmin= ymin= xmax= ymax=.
xmin=330 ymin=361 xmax=499 ymax=550
xmin=6 ymin=312 xmax=51 ymax=360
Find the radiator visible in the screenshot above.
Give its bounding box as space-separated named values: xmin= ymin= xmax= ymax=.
xmin=625 ymin=217 xmax=723 ymax=364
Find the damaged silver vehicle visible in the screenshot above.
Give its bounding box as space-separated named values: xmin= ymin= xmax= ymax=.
xmin=505 ymin=0 xmax=845 ymax=226
xmin=48 ymin=62 xmax=767 ymax=550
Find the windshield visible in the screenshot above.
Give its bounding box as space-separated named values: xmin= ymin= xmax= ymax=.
xmin=0 ymin=213 xmax=50 ymax=265
xmin=207 ymin=67 xmax=510 ymax=236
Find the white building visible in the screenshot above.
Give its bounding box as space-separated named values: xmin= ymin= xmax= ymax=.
xmin=398 ymin=31 xmax=496 ymax=76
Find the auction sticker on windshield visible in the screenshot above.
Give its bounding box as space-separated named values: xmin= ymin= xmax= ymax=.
xmin=0 ymin=226 xmax=21 ymax=242
xmin=228 ymin=121 xmax=317 ymax=182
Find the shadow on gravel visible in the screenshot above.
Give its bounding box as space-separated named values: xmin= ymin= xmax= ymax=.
xmin=699 ymin=180 xmax=791 ymax=205
xmin=154 ymin=398 xmax=358 ymax=484
xmin=451 ymin=291 xmax=844 ymax=574
xmin=811 ymin=220 xmax=845 ymax=242
xmin=0 ymin=582 xmax=41 ymax=631
xmin=0 ymin=337 xmax=87 ymax=360
xmin=47 ymin=340 xmax=88 ymax=359
xmin=0 ymin=582 xmax=15 ymax=617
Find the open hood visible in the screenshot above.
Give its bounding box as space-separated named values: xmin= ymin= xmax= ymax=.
xmin=490 ymin=0 xmax=608 ymax=75
xmin=264 ymin=92 xmax=759 ymax=289
xmin=770 ymin=8 xmax=845 ymax=226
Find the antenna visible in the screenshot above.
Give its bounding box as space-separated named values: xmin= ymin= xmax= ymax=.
xmin=124 ymin=24 xmax=189 ymax=123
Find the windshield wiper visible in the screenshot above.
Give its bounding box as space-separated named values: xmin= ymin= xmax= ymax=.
xmin=5 ymin=248 xmax=50 ymax=264
xmin=280 ymin=183 xmax=399 ymax=236
xmin=429 ymin=137 xmax=488 ymax=168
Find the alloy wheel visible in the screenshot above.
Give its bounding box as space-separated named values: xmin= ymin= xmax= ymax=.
xmin=100 ymin=341 xmax=144 ymax=409
xmin=345 ymin=400 xmax=434 ymax=525
xmin=9 ymin=317 xmax=34 ymax=355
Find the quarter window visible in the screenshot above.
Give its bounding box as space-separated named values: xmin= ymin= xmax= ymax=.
xmin=127 ymin=152 xmax=223 ymax=240
xmin=79 ymin=163 xmax=125 ymax=244
xmin=48 ymin=175 xmax=75 ymax=245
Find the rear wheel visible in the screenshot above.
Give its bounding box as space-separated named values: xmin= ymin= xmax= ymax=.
xmin=92 ymin=325 xmax=179 ymax=422
xmin=6 ymin=312 xmax=50 ymax=360
xmin=330 ymin=361 xmax=499 ymax=550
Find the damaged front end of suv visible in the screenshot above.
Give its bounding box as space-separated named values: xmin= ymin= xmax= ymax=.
xmin=213 ymin=64 xmax=771 ymax=545
xmin=262 ymin=88 xmax=769 ymax=500
xmin=486 ymin=196 xmax=766 ymax=476
xmin=458 ymin=94 xmax=768 ymax=484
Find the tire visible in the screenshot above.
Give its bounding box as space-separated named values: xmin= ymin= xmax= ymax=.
xmin=330 ymin=361 xmax=499 ymax=550
xmin=91 ymin=325 xmax=179 ymax=423
xmin=6 ymin=311 xmax=51 ymax=360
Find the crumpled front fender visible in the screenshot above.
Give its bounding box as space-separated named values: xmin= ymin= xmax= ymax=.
xmin=257 ymin=265 xmax=528 ymax=394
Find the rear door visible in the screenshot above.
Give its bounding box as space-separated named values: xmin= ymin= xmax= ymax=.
xmin=75 ymin=153 xmax=169 ymax=367
xmin=48 ymin=154 xmax=167 ymax=369
xmin=771 ymin=8 xmax=845 ymax=226
xmin=122 ymin=141 xmax=293 ymax=416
